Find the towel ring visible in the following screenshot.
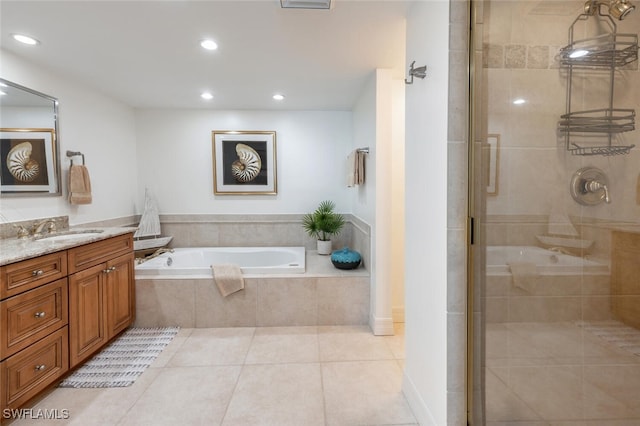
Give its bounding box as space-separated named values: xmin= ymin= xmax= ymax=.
xmin=66 ymin=150 xmax=85 ymax=166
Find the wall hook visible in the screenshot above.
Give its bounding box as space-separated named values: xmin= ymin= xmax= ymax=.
xmin=404 ymin=61 xmax=427 ymax=84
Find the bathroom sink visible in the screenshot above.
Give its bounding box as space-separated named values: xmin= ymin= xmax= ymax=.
xmin=35 ymin=230 xmax=104 ymax=242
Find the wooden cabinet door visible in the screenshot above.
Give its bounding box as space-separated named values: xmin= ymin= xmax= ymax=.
xmin=106 ymin=253 xmax=135 ymax=338
xmin=69 ymin=263 xmax=106 ymax=368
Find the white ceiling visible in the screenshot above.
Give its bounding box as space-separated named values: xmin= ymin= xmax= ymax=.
xmin=0 ymin=0 xmax=410 ymax=110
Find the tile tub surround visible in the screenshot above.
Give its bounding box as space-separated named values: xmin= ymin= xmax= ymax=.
xmin=135 ymin=252 xmax=370 ymax=328
xmin=157 ymin=213 xmax=371 ymax=270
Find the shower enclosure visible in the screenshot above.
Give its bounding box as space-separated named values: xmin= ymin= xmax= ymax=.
xmin=470 ymin=0 xmax=640 ymax=423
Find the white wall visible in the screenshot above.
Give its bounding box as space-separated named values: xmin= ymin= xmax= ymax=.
xmin=134 ymin=109 xmax=352 ymax=215
xmin=0 ymin=49 xmax=138 ymax=225
xmin=402 ymin=1 xmax=450 ymax=425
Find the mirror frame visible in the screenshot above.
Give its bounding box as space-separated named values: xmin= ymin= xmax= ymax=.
xmin=0 ymin=78 xmax=61 ymax=197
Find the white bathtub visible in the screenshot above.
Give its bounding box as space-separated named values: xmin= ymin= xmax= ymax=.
xmin=135 ymin=246 xmax=305 ymax=277
xmin=486 ymin=245 xmax=608 ymax=275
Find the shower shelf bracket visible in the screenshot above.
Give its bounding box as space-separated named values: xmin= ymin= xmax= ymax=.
xmin=558 ymin=10 xmax=638 ymax=156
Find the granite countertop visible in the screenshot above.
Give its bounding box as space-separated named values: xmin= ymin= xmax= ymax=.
xmin=0 ymin=227 xmax=137 ymax=266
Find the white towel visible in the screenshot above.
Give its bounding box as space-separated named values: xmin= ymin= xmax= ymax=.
xmin=508 ymin=262 xmax=538 ymax=294
xmin=68 ymin=164 xmax=92 ymax=205
xmin=346 ymin=150 xmax=365 ymax=187
xmin=211 ymin=264 xmax=244 ymax=297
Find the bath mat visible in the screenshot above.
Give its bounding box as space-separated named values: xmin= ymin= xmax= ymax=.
xmin=59 ymin=327 xmax=180 ymax=388
xmin=578 ymin=320 xmax=640 ymax=357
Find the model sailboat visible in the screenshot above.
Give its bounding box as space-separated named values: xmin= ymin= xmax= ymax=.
xmin=133 ymin=189 xmax=173 ymax=251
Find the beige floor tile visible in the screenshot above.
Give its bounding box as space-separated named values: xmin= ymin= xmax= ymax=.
xmin=318 ymin=325 xmax=395 ymax=361
xmin=167 ymin=327 xmax=255 ymax=366
xmin=149 ymin=328 xmax=193 ymax=368
xmin=244 ymin=326 xmax=319 ymax=364
xmin=322 ymin=360 xmax=416 ymax=426
xmin=119 ymin=366 xmax=241 ymax=425
xmin=222 ymin=363 xmax=324 ymax=426
xmin=12 ymin=368 xmax=162 ymax=425
xmin=485 ymin=368 xmax=541 ymax=422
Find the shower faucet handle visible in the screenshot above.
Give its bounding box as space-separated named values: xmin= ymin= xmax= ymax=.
xmin=585 ymin=179 xmax=611 ymax=203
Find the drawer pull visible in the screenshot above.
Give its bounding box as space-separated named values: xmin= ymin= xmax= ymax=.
xmin=34 ymin=311 xmax=46 ymax=318
xmin=34 ymin=364 xmax=47 ymax=371
xmin=32 ymin=269 xmax=44 ymax=277
xmin=103 ymin=266 xmax=117 ymax=274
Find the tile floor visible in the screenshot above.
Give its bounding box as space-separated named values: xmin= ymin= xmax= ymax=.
xmin=485 ymin=320 xmax=640 ymax=425
xmin=10 ymin=324 xmax=416 ymax=426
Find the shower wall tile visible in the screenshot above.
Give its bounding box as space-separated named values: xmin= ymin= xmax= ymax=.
xmin=484 ymin=43 xmax=504 ymax=68
xmin=509 ymin=296 xmax=581 ymax=322
xmin=527 ymin=46 xmax=549 ymax=69
xmin=504 ymin=45 xmax=526 ymax=69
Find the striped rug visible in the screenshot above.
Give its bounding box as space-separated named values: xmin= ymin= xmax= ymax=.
xmin=59 ymin=327 xmax=180 ymax=388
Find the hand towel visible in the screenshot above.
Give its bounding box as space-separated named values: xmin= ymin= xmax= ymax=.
xmin=356 ymin=150 xmax=365 ymax=185
xmin=211 ymin=264 xmax=244 ymax=297
xmin=508 ymin=262 xmax=538 ymax=294
xmin=68 ymin=164 xmax=92 ymax=205
xmin=346 ymin=150 xmax=357 ymax=187
xmin=346 ymin=150 xmax=366 ymax=187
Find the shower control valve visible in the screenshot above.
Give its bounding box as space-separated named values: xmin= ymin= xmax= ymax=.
xmin=570 ymin=166 xmax=611 ymax=205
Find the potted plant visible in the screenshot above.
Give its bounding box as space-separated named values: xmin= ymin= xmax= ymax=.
xmin=302 ymin=200 xmax=346 ymax=255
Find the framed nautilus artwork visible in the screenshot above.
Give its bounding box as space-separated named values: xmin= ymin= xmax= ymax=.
xmin=0 ymin=128 xmax=59 ymax=195
xmin=212 ymin=130 xmax=277 ymax=195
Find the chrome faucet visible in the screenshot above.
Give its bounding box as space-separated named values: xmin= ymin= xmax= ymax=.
xmin=32 ymin=220 xmax=57 ymax=237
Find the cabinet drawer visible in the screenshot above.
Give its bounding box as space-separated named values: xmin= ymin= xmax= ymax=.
xmin=1 ymin=278 xmax=68 ymax=360
xmin=1 ymin=327 xmax=68 ymax=411
xmin=68 ymin=234 xmax=133 ymax=274
xmin=0 ymin=252 xmax=67 ymax=299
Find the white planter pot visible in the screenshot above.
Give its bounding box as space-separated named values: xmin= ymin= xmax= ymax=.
xmin=317 ymin=240 xmax=333 ymax=255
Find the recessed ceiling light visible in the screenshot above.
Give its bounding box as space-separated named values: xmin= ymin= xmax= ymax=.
xmin=273 ymin=94 xmax=285 ymax=101
xmin=201 ymin=92 xmax=213 ymax=100
xmin=12 ymin=33 xmax=40 ymax=45
xmin=200 ymin=39 xmax=218 ymax=51
xmin=513 ymin=98 xmax=526 ymax=105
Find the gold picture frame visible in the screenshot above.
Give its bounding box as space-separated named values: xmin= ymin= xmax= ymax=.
xmin=212 ymin=130 xmax=277 ymax=195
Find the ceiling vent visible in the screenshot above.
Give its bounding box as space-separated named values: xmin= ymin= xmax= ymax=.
xmin=280 ymin=0 xmax=332 ymax=9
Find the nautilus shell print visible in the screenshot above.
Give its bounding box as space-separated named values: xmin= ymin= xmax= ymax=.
xmin=231 ymin=143 xmax=262 ymax=183
xmin=7 ymin=142 xmax=40 ymax=182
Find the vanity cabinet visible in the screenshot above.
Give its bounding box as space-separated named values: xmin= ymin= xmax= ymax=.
xmin=611 ymin=231 xmax=640 ymax=329
xmin=0 ymin=254 xmax=69 ymax=414
xmin=1 ymin=232 xmax=134 ymax=417
xmin=68 ymin=234 xmax=135 ymax=368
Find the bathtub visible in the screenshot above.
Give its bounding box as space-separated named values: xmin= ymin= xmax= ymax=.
xmin=135 ymin=246 xmax=305 ymax=277
xmin=486 ymin=245 xmax=608 ymax=275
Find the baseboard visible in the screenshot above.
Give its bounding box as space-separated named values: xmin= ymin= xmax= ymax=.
xmin=402 ymin=371 xmax=438 ymax=426
xmin=392 ymin=306 xmax=405 ymax=323
xmin=369 ymin=314 xmax=394 ymax=335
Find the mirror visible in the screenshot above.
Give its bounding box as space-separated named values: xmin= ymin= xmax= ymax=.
xmin=0 ymin=78 xmax=61 ymax=196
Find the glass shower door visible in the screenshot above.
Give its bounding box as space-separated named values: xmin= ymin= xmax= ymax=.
xmin=471 ymin=0 xmax=640 ymax=423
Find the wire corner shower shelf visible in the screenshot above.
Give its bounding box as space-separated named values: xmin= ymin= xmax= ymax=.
xmin=558 ymin=12 xmax=638 ymax=156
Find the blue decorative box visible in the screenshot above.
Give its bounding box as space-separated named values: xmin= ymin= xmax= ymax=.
xmin=331 ymin=247 xmax=361 ymax=270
